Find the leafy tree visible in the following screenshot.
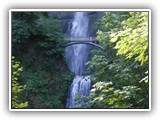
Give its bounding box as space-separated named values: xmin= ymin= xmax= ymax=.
xmin=12 ymin=12 xmax=65 ymax=58
xmin=11 ymin=56 xmax=28 ymax=108
xmin=109 ymin=12 xmax=148 ymax=65
xmin=84 ymin=12 xmax=149 ymax=109
xmin=35 ymin=14 xmax=65 ymax=57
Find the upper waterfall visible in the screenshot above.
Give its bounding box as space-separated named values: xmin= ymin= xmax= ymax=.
xmin=70 ymin=12 xmax=89 ymax=37
xmin=65 ymin=12 xmax=91 ymax=76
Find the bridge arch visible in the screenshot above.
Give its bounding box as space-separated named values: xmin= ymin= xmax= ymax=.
xmin=64 ymin=42 xmax=104 ymax=50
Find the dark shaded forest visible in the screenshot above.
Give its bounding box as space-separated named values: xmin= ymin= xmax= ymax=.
xmin=11 ymin=12 xmax=74 ymax=108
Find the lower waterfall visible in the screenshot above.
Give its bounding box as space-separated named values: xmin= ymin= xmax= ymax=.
xmin=65 ymin=12 xmax=92 ymax=108
xmin=66 ymin=76 xmax=91 ymax=108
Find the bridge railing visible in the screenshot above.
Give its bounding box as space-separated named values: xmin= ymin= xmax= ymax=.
xmin=65 ymin=37 xmax=98 ymax=43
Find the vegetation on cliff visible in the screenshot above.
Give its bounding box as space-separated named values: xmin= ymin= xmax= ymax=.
xmin=83 ymin=12 xmax=149 ymax=109
xmin=11 ymin=12 xmax=73 ymax=108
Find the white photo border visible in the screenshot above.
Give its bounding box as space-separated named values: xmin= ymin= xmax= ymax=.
xmin=9 ymin=9 xmax=151 ymax=111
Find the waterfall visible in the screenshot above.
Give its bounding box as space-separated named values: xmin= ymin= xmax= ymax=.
xmin=65 ymin=12 xmax=92 ymax=108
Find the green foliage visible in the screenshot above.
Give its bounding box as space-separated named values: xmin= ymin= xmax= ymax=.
xmin=87 ymin=82 xmax=131 ymax=108
xmin=20 ymin=66 xmax=73 ymax=108
xmin=35 ymin=15 xmax=65 ymax=57
xmin=12 ymin=12 xmax=65 ymax=58
xmin=109 ymin=12 xmax=148 ymax=65
xmin=87 ymin=81 xmax=147 ymax=108
xmin=12 ymin=12 xmax=73 ymax=108
xmin=12 ymin=56 xmax=28 ymax=108
xmin=12 ymin=20 xmax=30 ymax=43
xmin=12 ymin=12 xmax=40 ymax=44
xmin=84 ymin=12 xmax=149 ymax=109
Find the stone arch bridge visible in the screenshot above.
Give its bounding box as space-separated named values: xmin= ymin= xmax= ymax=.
xmin=64 ymin=37 xmax=103 ymax=50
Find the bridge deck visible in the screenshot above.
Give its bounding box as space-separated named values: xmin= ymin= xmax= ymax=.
xmin=65 ymin=37 xmax=97 ymax=42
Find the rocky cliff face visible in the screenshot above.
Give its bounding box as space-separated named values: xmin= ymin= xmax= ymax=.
xmin=87 ymin=12 xmax=104 ymax=36
xmin=48 ymin=12 xmax=104 ymax=37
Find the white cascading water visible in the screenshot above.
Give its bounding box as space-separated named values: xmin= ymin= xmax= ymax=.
xmin=65 ymin=12 xmax=92 ymax=108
